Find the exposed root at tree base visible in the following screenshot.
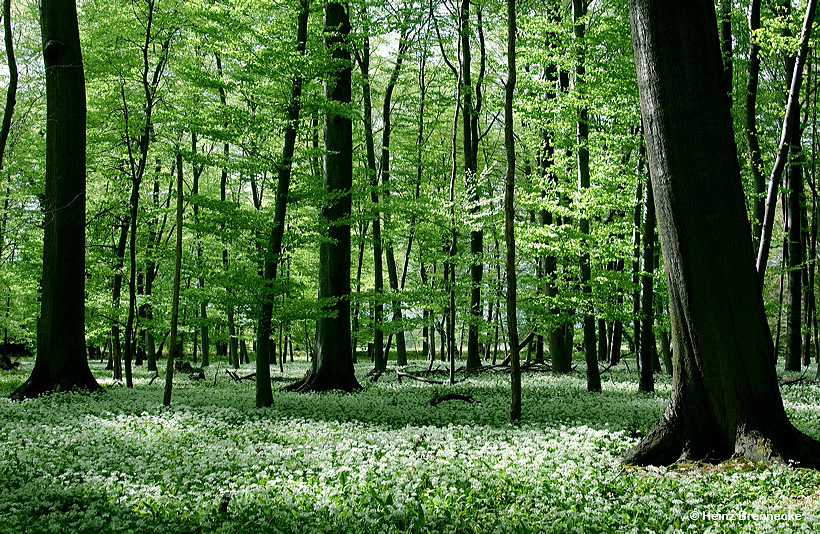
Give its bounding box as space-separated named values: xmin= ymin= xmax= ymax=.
xmin=622 ymin=419 xmax=820 ymax=470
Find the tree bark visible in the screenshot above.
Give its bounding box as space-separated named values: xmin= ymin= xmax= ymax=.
xmin=573 ymin=0 xmax=600 ymax=392
xmin=163 ymin=153 xmax=184 ymax=406
xmin=504 ymin=0 xmax=520 ymax=423
xmin=461 ymin=0 xmax=483 ymax=371
xmin=12 ymin=0 xmax=101 ymax=399
xmin=756 ymin=0 xmax=817 ymax=282
xmin=289 ymin=0 xmax=360 ymax=393
xmin=625 ymin=0 xmax=820 ymax=468
xmin=746 ymin=0 xmax=765 ymax=247
xmin=255 ymin=0 xmax=309 ymax=405
xmin=638 ymin=176 xmax=656 ymax=392
xmin=354 ymin=24 xmax=385 ymax=372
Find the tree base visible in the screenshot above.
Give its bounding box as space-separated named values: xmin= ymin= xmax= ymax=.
xmin=10 ymin=373 xmax=102 ymax=401
xmin=623 ymin=417 xmax=820 ymax=470
xmin=284 ymin=369 xmax=362 ymax=393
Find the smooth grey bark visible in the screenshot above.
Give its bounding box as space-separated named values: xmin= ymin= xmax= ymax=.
xmin=624 ymin=0 xmax=820 ymax=467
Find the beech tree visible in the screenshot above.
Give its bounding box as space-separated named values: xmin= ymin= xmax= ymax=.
xmin=624 ymin=0 xmax=820 ymax=467
xmin=289 ymin=0 xmax=360 ymax=393
xmin=11 ymin=0 xmax=100 ymax=399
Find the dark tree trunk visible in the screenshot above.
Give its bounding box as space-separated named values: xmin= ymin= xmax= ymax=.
xmin=256 ymin=0 xmax=309 ymax=406
xmin=12 ymin=0 xmax=100 ymax=399
xmin=461 ymin=0 xmax=483 ymax=371
xmin=505 ymin=0 xmax=520 ymax=423
xmin=289 ymin=1 xmax=360 ymax=393
xmin=573 ymin=0 xmax=600 ymax=392
xmin=624 ymin=0 xmax=820 ymax=467
xmin=355 ymin=26 xmax=385 ymax=372
xmin=746 ymin=0 xmax=765 ymax=247
xmin=162 ymin=153 xmax=184 ymax=406
xmin=785 ymin=109 xmax=804 ymax=372
xmin=638 ymin=176 xmax=657 ymax=392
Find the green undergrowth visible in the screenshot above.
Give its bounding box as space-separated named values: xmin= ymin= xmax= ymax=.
xmin=1 ymin=359 xmax=819 ymax=533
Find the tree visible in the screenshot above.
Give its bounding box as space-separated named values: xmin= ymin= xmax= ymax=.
xmin=624 ymin=0 xmax=820 ymax=467
xmin=504 ymin=0 xmax=520 ymax=424
xmin=289 ymin=0 xmax=360 ymax=393
xmin=256 ymin=0 xmax=310 ymax=407
xmin=162 ymin=152 xmax=184 ymax=407
xmin=572 ymin=0 xmax=600 ymax=393
xmin=11 ymin=0 xmax=101 ymax=400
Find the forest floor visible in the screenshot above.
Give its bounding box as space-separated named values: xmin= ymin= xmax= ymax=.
xmin=1 ymin=357 xmax=820 ymax=533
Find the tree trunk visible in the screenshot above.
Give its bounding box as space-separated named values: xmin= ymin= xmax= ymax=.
xmin=756 ymin=0 xmax=817 ymax=282
xmin=573 ymin=0 xmax=600 ymax=392
xmin=162 ymin=153 xmax=184 ymax=406
xmin=746 ymin=0 xmax=765 ymax=247
xmin=504 ymin=0 xmax=520 ymax=423
xmin=624 ymin=0 xmax=820 ymax=467
xmin=11 ymin=0 xmax=100 ymax=399
xmin=355 ymin=26 xmax=385 ymax=372
xmin=289 ymin=0 xmax=360 ymax=393
xmin=461 ymin=0 xmax=483 ymax=371
xmin=785 ymin=106 xmax=804 ymax=372
xmin=255 ymin=0 xmax=309 ymax=406
xmin=638 ymin=175 xmax=657 ymax=392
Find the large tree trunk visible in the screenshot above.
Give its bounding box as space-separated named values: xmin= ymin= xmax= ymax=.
xmin=624 ymin=0 xmax=820 ymax=468
xmin=12 ymin=0 xmax=100 ymax=399
xmin=289 ymin=0 xmax=360 ymax=393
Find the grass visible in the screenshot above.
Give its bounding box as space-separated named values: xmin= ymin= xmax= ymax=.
xmin=1 ymin=357 xmax=819 ymax=533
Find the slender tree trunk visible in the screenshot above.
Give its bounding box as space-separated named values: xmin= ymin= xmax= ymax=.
xmin=163 ymin=153 xmax=184 ymax=406
xmin=355 ymin=27 xmax=385 ymax=372
xmin=573 ymin=0 xmax=600 ymax=392
xmin=505 ymin=0 xmax=520 ymax=423
xmin=785 ymin=108 xmax=804 ymax=371
xmin=255 ymin=0 xmax=309 ymax=405
xmin=746 ymin=0 xmax=765 ymax=247
xmin=756 ymin=0 xmax=817 ymax=282
xmin=624 ymin=0 xmax=820 ymax=467
xmin=638 ymin=176 xmax=657 ymax=391
xmin=379 ymin=32 xmax=410 ymax=367
xmin=461 ymin=0 xmax=483 ymax=371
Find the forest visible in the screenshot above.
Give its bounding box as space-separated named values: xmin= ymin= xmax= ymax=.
xmin=3 ymin=0 xmax=820 ymax=531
